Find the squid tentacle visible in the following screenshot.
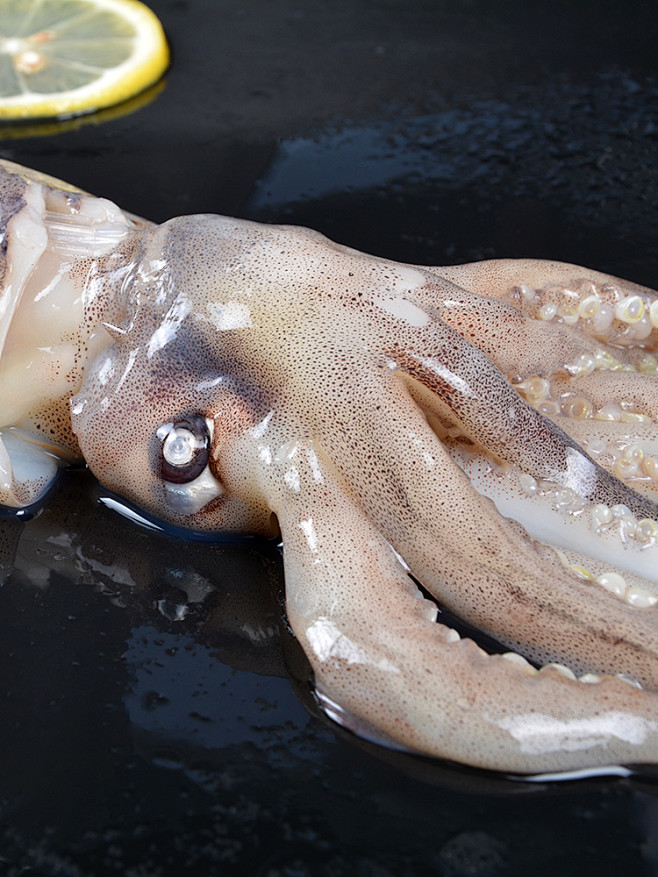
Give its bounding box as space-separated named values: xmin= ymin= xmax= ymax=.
xmin=273 ymin=437 xmax=658 ymax=774
xmin=546 ymin=372 xmax=658 ymax=423
xmin=547 ymin=416 xmax=658 ymax=501
xmin=425 ymin=258 xmax=658 ymax=315
xmin=407 ymin=284 xmax=608 ymax=380
xmin=297 ymin=365 xmax=658 ymax=682
xmin=381 ymin=323 xmax=658 ymax=522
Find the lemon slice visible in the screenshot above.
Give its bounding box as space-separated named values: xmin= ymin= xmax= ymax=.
xmin=0 ymin=0 xmax=169 ymax=120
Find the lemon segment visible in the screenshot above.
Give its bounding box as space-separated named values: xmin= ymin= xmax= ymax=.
xmin=0 ymin=0 xmax=169 ymax=119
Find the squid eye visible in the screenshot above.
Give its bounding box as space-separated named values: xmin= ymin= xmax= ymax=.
xmin=157 ymin=415 xmax=210 ymax=484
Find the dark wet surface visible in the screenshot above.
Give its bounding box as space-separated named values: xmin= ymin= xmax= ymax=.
xmin=2 ymin=0 xmax=658 ymax=873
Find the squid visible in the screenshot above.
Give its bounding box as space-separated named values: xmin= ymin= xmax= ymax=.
xmin=2 ymin=158 xmax=658 ymax=775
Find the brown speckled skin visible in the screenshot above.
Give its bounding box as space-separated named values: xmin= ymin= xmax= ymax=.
xmin=5 ymin=162 xmax=658 ymax=774
xmin=0 ymin=169 xmax=27 ymax=291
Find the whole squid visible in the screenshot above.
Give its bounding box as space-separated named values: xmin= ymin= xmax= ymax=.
xmin=2 ymin=158 xmax=658 ymax=775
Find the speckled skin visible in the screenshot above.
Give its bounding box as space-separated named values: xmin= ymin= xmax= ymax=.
xmin=3 ymin=161 xmax=658 ymax=774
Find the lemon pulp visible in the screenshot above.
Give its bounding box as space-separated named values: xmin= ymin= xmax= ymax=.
xmin=0 ymin=0 xmax=169 ymax=119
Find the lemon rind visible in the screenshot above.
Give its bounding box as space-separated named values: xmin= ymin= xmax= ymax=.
xmin=0 ymin=0 xmax=170 ymax=120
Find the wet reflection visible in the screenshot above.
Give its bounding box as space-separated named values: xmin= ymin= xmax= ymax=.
xmin=0 ymin=471 xmax=309 ymax=843
xmin=0 ymin=79 xmax=167 ymax=142
xmin=1 ymin=470 xmax=658 ymax=874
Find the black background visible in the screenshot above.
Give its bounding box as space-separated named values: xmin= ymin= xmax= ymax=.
xmin=2 ymin=1 xmax=658 ymax=873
